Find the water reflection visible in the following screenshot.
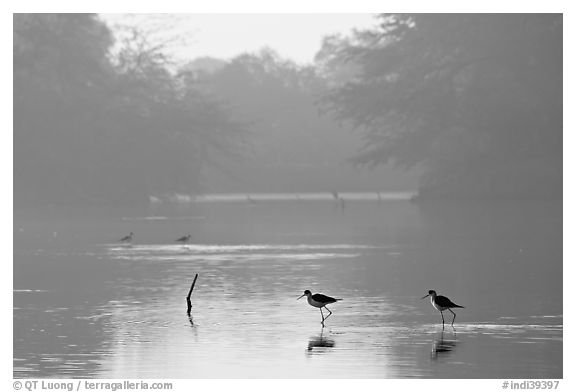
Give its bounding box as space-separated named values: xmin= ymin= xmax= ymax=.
xmin=14 ymin=200 xmax=562 ymax=378
xmin=306 ymin=328 xmax=335 ymax=354
xmin=430 ymin=329 xmax=458 ymax=359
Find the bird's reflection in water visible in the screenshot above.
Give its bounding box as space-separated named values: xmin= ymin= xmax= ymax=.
xmin=430 ymin=329 xmax=458 ymax=359
xmin=306 ymin=328 xmax=335 ymax=355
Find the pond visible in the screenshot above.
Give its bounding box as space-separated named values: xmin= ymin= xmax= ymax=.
xmin=13 ymin=197 xmax=562 ymax=378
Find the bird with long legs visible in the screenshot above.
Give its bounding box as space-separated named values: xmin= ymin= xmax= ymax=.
xmin=176 ymin=234 xmax=192 ymax=244
xmin=421 ymin=290 xmax=464 ymax=328
xmin=119 ymin=232 xmax=134 ymax=244
xmin=298 ymin=290 xmax=342 ymax=327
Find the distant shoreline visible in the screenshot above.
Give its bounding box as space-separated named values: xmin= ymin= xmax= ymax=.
xmin=151 ymin=191 xmax=417 ymax=204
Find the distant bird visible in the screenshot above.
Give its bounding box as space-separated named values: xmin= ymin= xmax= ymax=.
xmin=176 ymin=234 xmax=192 ymax=244
xmin=298 ymin=290 xmax=342 ymax=326
xmin=119 ymin=232 xmax=134 ymax=243
xmin=330 ymin=191 xmax=345 ymax=211
xmin=421 ymin=290 xmax=464 ymax=327
xmin=247 ymin=195 xmax=257 ymax=205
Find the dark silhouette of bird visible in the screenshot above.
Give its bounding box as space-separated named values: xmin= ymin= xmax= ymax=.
xmin=298 ymin=290 xmax=342 ymax=326
xmin=119 ymin=232 xmax=134 ymax=243
xmin=176 ymin=234 xmax=192 ymax=244
xmin=422 ymin=290 xmax=464 ymax=327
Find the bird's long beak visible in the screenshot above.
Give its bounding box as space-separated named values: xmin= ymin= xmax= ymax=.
xmin=421 ymin=294 xmax=430 ymax=299
xmin=297 ymin=294 xmax=305 ymax=300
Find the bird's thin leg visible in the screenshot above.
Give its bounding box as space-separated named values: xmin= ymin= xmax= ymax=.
xmin=320 ymin=307 xmax=325 ymax=324
xmin=440 ymin=311 xmax=445 ymax=328
xmin=448 ymin=309 xmax=456 ymax=326
xmin=323 ymin=306 xmax=333 ymax=321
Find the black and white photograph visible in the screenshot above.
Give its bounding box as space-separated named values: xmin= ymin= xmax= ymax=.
xmin=12 ymin=6 xmax=565 ymax=385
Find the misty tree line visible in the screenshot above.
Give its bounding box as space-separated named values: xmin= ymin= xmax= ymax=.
xmin=14 ymin=14 xmax=249 ymax=205
xmin=14 ymin=14 xmax=562 ymax=205
xmin=319 ymin=14 xmax=562 ymax=200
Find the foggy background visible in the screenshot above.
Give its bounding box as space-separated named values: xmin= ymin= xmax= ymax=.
xmin=14 ymin=14 xmax=561 ymax=206
xmin=13 ymin=13 xmax=563 ymax=379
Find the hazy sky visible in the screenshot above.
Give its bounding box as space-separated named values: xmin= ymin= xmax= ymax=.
xmin=100 ymin=13 xmax=379 ymax=64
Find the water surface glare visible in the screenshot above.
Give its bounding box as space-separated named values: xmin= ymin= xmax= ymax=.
xmin=14 ymin=200 xmax=562 ymax=378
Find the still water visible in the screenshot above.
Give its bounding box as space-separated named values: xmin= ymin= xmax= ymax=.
xmin=13 ymin=197 xmax=562 ymax=378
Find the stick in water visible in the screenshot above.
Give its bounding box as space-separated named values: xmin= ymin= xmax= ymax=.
xmin=186 ymin=273 xmax=199 ymax=316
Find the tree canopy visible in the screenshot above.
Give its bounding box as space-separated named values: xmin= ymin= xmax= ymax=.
xmin=15 ymin=14 xmax=558 ymax=204
xmin=14 ymin=14 xmax=248 ymax=206
xmin=318 ymin=14 xmax=562 ymax=199
xmin=187 ymin=49 xmax=411 ymax=192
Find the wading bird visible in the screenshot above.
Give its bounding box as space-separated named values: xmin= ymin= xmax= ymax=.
xmin=120 ymin=232 xmax=134 ymax=243
xmin=421 ymin=290 xmax=464 ymax=327
xmin=298 ymin=290 xmax=342 ymax=326
xmin=176 ymin=234 xmax=192 ymax=244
